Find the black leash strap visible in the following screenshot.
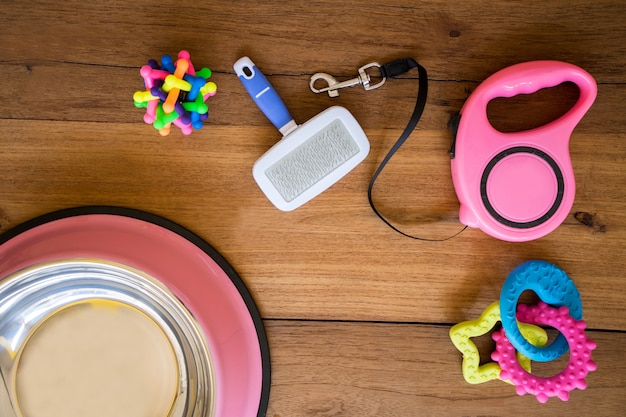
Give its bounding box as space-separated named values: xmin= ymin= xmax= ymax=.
xmin=368 ymin=58 xmax=467 ymax=241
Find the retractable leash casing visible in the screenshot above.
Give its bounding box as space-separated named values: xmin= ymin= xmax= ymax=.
xmin=449 ymin=61 xmax=597 ymax=242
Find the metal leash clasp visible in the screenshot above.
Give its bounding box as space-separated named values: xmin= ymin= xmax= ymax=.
xmin=309 ymin=62 xmax=386 ymax=97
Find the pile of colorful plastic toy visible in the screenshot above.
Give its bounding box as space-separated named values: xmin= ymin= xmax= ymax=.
xmin=450 ymin=260 xmax=597 ymax=403
xmin=133 ymin=50 xmax=217 ymax=136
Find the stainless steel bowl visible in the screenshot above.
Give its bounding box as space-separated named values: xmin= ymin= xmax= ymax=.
xmin=0 ymin=259 xmax=215 ymax=417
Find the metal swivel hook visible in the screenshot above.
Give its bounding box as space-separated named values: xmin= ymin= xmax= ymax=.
xmin=309 ymin=62 xmax=386 ymax=97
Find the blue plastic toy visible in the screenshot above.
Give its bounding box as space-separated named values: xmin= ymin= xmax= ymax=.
xmin=499 ymin=260 xmax=583 ymax=362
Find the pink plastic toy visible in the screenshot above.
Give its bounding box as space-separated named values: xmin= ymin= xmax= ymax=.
xmin=491 ymin=302 xmax=597 ymax=403
xmin=139 ymin=65 xmax=169 ymax=89
xmin=450 ymin=61 xmax=597 ymax=242
xmin=134 ymin=50 xmax=217 ymax=136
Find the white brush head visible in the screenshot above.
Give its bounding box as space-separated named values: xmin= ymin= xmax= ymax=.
xmin=253 ymin=106 xmax=369 ymax=211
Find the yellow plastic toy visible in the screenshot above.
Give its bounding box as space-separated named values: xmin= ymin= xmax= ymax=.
xmin=449 ymin=301 xmax=548 ymax=384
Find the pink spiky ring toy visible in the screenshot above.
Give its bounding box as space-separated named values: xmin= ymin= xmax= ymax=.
xmin=491 ymin=302 xmax=597 ymax=403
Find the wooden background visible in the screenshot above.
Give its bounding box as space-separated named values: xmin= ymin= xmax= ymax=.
xmin=1 ymin=0 xmax=625 ymax=415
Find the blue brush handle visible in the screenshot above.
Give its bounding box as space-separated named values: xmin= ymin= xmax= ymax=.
xmin=234 ymin=57 xmax=295 ymax=133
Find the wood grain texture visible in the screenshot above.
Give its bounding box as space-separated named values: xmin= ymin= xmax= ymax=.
xmin=1 ymin=0 xmax=625 ymax=415
xmin=265 ymin=321 xmax=626 ymax=417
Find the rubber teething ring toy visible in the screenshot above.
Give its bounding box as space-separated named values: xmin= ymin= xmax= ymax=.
xmin=492 ymin=302 xmax=597 ymax=403
xmin=449 ymin=301 xmax=548 ymax=384
xmin=500 ymin=260 xmax=582 ymax=362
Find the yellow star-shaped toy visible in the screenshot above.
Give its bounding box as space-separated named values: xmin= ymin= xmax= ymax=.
xmin=449 ymin=301 xmax=548 ymax=384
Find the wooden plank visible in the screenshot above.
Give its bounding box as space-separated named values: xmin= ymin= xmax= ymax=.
xmin=1 ymin=1 xmax=624 ymax=82
xmin=0 ymin=62 xmax=622 ymax=134
xmin=0 ymin=120 xmax=624 ymax=330
xmin=265 ymin=320 xmax=626 ymax=416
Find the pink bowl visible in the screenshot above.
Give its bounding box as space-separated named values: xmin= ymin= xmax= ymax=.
xmin=0 ymin=206 xmax=270 ymax=417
